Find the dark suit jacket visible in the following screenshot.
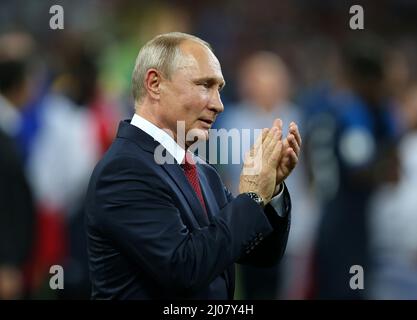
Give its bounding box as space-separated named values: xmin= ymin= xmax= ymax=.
xmin=0 ymin=129 xmax=35 ymax=268
xmin=85 ymin=120 xmax=291 ymax=299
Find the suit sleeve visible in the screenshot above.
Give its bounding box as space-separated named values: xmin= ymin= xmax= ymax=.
xmin=92 ymin=157 xmax=276 ymax=295
xmin=223 ymin=184 xmax=291 ymax=267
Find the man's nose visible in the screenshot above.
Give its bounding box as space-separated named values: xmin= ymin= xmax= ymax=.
xmin=209 ymin=90 xmax=224 ymax=114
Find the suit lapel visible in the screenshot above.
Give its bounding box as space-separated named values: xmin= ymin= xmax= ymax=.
xmin=197 ymin=167 xmax=218 ymax=223
xmin=161 ymin=162 xmax=210 ymax=227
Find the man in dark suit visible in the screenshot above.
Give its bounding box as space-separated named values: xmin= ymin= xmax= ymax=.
xmin=85 ymin=32 xmax=302 ymax=299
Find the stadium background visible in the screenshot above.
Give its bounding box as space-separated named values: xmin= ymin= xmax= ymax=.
xmin=1 ymin=0 xmax=417 ymax=299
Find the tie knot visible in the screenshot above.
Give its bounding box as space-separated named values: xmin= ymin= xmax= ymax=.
xmin=182 ymin=152 xmax=196 ymax=171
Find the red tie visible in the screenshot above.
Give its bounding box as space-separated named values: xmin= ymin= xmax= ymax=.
xmin=181 ymin=152 xmax=207 ymax=215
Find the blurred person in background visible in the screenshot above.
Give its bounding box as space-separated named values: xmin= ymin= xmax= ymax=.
xmin=368 ymin=83 xmax=417 ymax=299
xmin=24 ymin=33 xmax=120 ymax=298
xmin=0 ymin=31 xmax=36 ymax=299
xmin=98 ymin=2 xmax=192 ymax=118
xmin=306 ymin=34 xmax=401 ymax=299
xmin=217 ymin=51 xmax=318 ymax=299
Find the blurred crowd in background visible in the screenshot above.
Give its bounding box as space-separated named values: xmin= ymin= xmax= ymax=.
xmin=1 ymin=0 xmax=417 ymax=299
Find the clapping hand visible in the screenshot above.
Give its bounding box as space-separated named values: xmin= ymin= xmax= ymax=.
xmin=275 ymin=120 xmax=302 ymax=187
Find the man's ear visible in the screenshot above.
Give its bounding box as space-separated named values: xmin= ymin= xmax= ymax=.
xmin=144 ymin=69 xmax=162 ymax=100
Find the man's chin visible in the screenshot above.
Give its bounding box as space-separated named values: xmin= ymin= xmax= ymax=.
xmin=186 ymin=128 xmax=209 ymax=144
xmin=186 ymin=128 xmax=209 ymax=151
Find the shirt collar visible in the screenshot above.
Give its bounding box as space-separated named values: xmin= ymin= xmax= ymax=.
xmin=0 ymin=94 xmax=21 ymax=137
xmin=130 ymin=113 xmax=186 ymax=164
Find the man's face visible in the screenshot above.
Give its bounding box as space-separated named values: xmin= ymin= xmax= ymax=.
xmin=158 ymin=41 xmax=225 ymax=146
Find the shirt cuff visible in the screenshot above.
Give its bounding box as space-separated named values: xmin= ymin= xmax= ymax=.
xmin=269 ymin=183 xmax=286 ymax=217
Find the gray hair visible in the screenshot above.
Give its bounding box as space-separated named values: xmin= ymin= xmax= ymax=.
xmin=131 ymin=32 xmax=211 ymax=104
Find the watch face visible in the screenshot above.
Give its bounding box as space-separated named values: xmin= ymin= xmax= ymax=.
xmin=250 ymin=193 xmax=260 ymax=201
xmin=247 ymin=192 xmax=263 ymax=206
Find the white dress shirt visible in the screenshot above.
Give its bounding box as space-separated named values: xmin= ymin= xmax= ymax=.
xmin=131 ymin=113 xmax=285 ymax=216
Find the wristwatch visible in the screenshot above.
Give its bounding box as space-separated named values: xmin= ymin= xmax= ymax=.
xmin=245 ymin=192 xmax=265 ymax=209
